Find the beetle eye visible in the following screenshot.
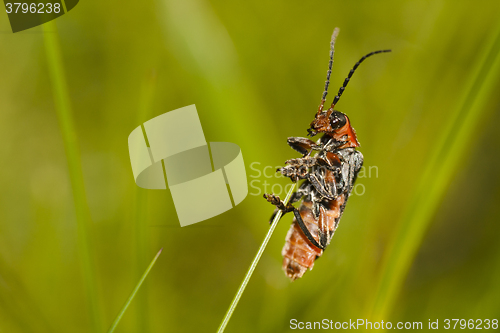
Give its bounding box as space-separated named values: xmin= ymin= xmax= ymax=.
xmin=330 ymin=111 xmax=347 ymax=129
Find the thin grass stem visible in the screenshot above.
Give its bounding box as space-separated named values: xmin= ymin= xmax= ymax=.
xmin=134 ymin=70 xmax=157 ymax=332
xmin=107 ymin=248 xmax=163 ymax=333
xmin=42 ymin=21 xmax=103 ymax=332
xmin=217 ymin=183 xmax=296 ymax=333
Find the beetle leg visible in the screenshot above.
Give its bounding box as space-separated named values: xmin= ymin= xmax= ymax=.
xmin=264 ymin=183 xmax=325 ymax=250
xmin=279 ymin=154 xmax=327 ymax=182
xmin=307 ymin=173 xmax=336 ymax=200
xmin=293 ymin=209 xmax=325 ymax=250
xmin=278 ymin=163 xmax=311 ymax=182
xmin=264 ymin=193 xmax=295 ymax=213
xmin=323 ymin=152 xmax=343 ymax=169
xmin=285 ymin=156 xmax=317 ymax=167
xmin=317 ymin=205 xmax=330 ymax=248
xmin=264 ymin=193 xmax=296 ymax=224
xmin=287 ymin=137 xmax=321 ymax=157
xmin=312 ymin=200 xmax=320 ymax=219
xmin=266 ymin=194 xmax=325 ymax=250
xmin=324 ymin=139 xmax=348 ymax=152
xmin=279 ymin=157 xmax=316 ymax=181
xmin=289 ymin=186 xmax=308 ymax=205
xmin=264 ymin=181 xmax=313 ymax=224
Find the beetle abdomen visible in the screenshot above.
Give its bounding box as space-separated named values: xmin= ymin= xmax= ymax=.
xmin=282 ymin=195 xmax=346 ymax=280
xmin=282 ymin=204 xmax=322 ymax=280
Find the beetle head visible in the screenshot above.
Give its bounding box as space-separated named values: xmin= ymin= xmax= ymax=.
xmin=307 ymin=109 xmax=360 ymax=147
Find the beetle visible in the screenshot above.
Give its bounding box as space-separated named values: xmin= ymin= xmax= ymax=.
xmin=264 ymin=28 xmax=390 ymax=280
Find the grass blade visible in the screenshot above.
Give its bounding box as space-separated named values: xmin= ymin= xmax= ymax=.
xmin=42 ymin=21 xmax=103 ymax=332
xmin=371 ymin=21 xmax=500 ymax=319
xmin=107 ymin=248 xmax=163 ymax=333
xmin=133 ymin=71 xmax=157 ymax=332
xmin=217 ymin=183 xmax=296 ymax=333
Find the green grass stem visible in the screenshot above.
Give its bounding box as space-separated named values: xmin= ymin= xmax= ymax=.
xmin=133 ymin=71 xmax=157 ymax=332
xmin=42 ymin=21 xmax=103 ymax=332
xmin=217 ymin=183 xmax=297 ymax=333
xmin=107 ymin=248 xmax=163 ymax=333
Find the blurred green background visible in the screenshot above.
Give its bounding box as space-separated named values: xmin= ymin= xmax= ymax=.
xmin=1 ymin=0 xmax=500 ymax=332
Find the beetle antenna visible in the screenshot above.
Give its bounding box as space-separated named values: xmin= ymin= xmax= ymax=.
xmin=318 ymin=27 xmax=340 ymax=114
xmin=330 ymin=49 xmax=391 ymax=109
